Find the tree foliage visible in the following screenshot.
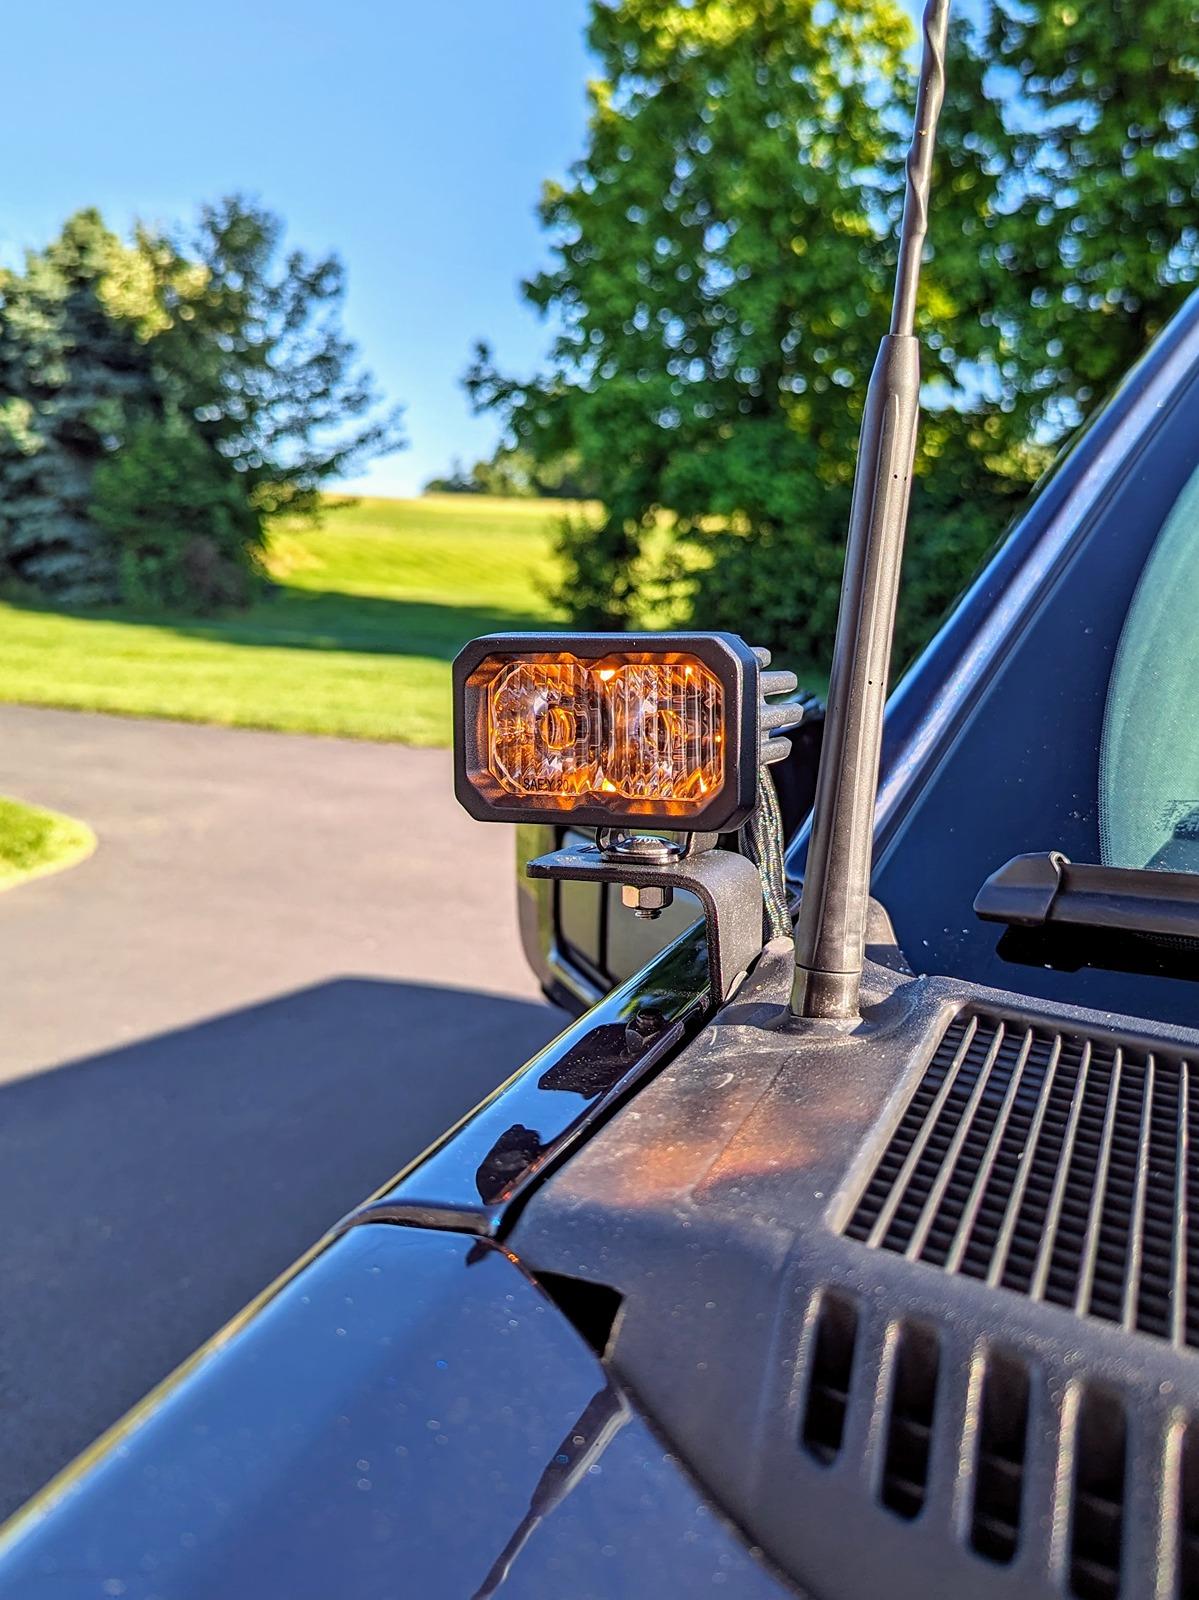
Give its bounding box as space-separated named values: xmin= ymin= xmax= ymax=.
xmin=471 ymin=0 xmax=1199 ymax=668
xmin=144 ymin=199 xmax=402 ymax=519
xmin=91 ymin=418 xmax=264 ymax=611
xmin=424 ymin=441 xmax=600 ymax=498
xmin=0 ymin=211 xmax=161 ymax=600
xmin=932 ymin=1 xmax=1199 ymax=441
xmin=469 ymin=0 xmax=914 ymax=652
xmin=0 ymin=198 xmax=402 ymax=608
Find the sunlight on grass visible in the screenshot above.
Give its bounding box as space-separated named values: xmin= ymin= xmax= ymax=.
xmin=0 ymin=796 xmax=96 ymax=891
xmin=0 ymin=495 xmax=589 ymax=746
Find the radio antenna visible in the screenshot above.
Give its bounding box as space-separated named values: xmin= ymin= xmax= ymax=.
xmin=791 ymin=0 xmax=951 ymax=1020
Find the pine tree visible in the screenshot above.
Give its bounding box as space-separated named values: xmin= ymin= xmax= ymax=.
xmin=0 ymin=199 xmax=403 ymax=608
xmin=0 ymin=212 xmax=160 ymax=600
xmin=143 ymin=198 xmax=404 ymax=519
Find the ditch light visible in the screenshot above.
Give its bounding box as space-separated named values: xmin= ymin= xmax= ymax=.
xmin=453 ymin=632 xmax=794 ymax=835
xmin=452 ymin=632 xmax=803 ymax=1001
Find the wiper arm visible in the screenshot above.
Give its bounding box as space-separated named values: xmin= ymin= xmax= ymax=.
xmin=975 ymin=851 xmax=1199 ymax=978
xmin=976 ymin=852 xmax=1199 ymax=938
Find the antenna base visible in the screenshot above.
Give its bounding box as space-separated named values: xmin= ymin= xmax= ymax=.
xmin=790 ymin=964 xmax=861 ymax=1020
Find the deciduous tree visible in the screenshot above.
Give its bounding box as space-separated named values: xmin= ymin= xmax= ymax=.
xmin=472 ymin=0 xmax=1199 ymax=669
xmin=468 ymin=0 xmax=914 ymax=653
xmin=933 ymin=1 xmax=1199 ymax=443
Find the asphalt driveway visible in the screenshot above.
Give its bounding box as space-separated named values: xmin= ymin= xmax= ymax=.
xmin=0 ymin=705 xmax=568 ymax=1519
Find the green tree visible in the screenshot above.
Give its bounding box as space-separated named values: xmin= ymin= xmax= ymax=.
xmin=424 ymin=457 xmax=484 ymax=494
xmin=91 ymin=418 xmax=265 ymax=611
xmin=0 ymin=199 xmax=403 ymax=608
xmin=425 ymin=441 xmax=601 ymax=499
xmin=143 ymin=197 xmax=404 ymax=519
xmin=468 ymin=0 xmax=915 ymax=651
xmin=425 ymin=446 xmax=539 ymax=497
xmin=932 ymin=1 xmax=1199 ymax=443
xmin=0 ymin=211 xmax=162 ymax=600
xmin=472 ymin=0 xmax=1199 ymax=668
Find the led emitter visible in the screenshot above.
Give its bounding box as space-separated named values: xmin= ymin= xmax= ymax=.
xmin=485 ymin=654 xmax=722 ymax=808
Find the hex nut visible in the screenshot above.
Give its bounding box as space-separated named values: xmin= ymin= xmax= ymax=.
xmin=621 ymin=883 xmax=674 ymax=913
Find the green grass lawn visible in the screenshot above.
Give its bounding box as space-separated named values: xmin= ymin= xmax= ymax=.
xmin=0 ymin=796 xmax=96 ymax=891
xmin=0 ymin=495 xmax=585 ymax=745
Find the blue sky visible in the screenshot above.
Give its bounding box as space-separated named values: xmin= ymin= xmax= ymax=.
xmin=3 ymin=0 xmax=594 ymax=496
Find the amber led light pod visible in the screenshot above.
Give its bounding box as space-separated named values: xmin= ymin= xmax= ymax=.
xmin=453 ymin=632 xmax=761 ymax=832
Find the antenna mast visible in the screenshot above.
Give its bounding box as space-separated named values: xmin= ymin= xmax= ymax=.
xmin=791 ymin=0 xmax=951 ymax=1020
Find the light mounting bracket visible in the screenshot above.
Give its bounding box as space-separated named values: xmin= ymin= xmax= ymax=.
xmin=527 ymin=836 xmax=765 ymax=1003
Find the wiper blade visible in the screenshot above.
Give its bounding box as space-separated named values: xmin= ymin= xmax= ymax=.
xmin=975 ymin=851 xmax=1199 ymax=979
xmin=976 ymin=852 xmax=1199 ymax=938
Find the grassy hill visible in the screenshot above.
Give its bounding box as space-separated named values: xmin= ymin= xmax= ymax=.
xmin=0 ymin=496 xmax=586 ymax=745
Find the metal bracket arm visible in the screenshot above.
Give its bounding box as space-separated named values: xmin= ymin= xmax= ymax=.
xmin=527 ymin=843 xmax=765 ymax=1004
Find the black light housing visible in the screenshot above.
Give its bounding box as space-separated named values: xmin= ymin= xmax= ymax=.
xmin=452 ymin=631 xmax=765 ymax=835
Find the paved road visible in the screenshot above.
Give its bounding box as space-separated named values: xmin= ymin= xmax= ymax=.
xmin=0 ymin=705 xmax=568 ymax=1519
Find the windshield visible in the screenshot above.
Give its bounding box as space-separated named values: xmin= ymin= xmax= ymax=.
xmin=873 ymin=369 xmax=1199 ymax=1028
xmin=1100 ymin=459 xmax=1199 ymax=875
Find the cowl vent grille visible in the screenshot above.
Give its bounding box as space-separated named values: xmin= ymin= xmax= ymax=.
xmin=1070 ymin=1387 xmax=1127 ymax=1600
xmin=971 ymin=1349 xmax=1030 ymax=1564
xmin=845 ymin=1009 xmax=1199 ymax=1348
xmin=880 ymin=1321 xmax=939 ymax=1519
xmin=792 ymin=1295 xmax=1156 ymax=1594
xmin=801 ymin=1290 xmax=859 ymax=1466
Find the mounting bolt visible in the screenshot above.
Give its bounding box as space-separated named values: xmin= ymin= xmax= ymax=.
xmin=621 ymin=882 xmax=674 ymax=920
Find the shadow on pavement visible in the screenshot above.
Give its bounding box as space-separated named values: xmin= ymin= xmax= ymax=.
xmin=0 ymin=977 xmax=566 ymax=1522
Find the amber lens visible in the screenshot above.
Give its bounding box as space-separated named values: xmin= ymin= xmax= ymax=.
xmin=482 ymin=653 xmax=723 ymax=815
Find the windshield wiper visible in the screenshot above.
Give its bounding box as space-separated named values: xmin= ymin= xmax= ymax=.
xmin=975 ymin=851 xmax=1199 ymax=979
